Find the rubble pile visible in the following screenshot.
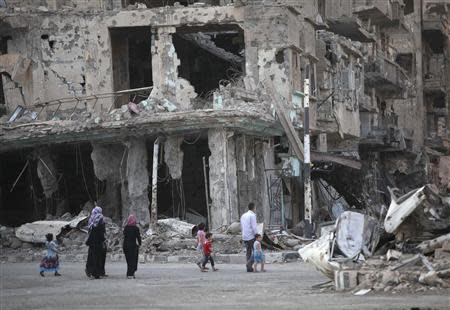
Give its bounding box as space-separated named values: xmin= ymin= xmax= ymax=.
xmin=300 ymin=184 xmax=450 ymax=294
xmin=1 ymin=216 xmax=251 ymax=259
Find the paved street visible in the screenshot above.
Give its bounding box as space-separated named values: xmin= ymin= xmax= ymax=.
xmin=1 ymin=262 xmax=449 ymax=310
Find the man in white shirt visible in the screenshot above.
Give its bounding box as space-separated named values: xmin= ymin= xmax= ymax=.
xmin=240 ymin=202 xmax=258 ymax=272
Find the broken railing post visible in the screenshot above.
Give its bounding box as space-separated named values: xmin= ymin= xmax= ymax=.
xmin=150 ymin=138 xmax=160 ymax=225
xmin=303 ymin=78 xmax=312 ymax=226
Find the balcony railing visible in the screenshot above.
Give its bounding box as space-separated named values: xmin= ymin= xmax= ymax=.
xmin=365 ymin=56 xmax=408 ymax=97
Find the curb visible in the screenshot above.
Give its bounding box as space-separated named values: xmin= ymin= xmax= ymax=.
xmin=1 ymin=251 xmax=300 ymax=264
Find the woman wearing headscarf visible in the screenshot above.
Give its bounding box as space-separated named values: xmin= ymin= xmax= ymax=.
xmin=123 ymin=214 xmax=141 ymax=279
xmin=85 ymin=206 xmax=107 ymax=279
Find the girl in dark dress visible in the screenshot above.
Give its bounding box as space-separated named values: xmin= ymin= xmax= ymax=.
xmin=85 ymin=206 xmax=107 ymax=279
xmin=123 ymin=214 xmax=141 ymax=279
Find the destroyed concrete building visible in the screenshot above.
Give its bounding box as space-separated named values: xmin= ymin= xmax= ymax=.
xmin=0 ymin=0 xmax=449 ymax=243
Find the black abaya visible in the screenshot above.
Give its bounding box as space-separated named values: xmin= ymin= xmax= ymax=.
xmin=123 ymin=225 xmax=141 ymax=277
xmin=85 ymin=223 xmax=106 ymax=278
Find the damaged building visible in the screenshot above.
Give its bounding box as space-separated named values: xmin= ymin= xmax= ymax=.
xmin=0 ymin=0 xmax=449 ymax=252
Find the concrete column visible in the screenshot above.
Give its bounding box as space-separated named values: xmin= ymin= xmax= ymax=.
xmin=124 ymin=138 xmax=150 ymax=226
xmin=151 ymin=27 xmax=178 ymax=102
xmin=91 ymin=143 xmax=124 ymax=220
xmin=413 ymin=0 xmax=424 ymax=149
xmin=150 ymin=27 xmax=196 ymax=110
xmin=208 ymin=128 xmax=238 ymax=229
xmin=260 ymin=140 xmax=274 ymax=225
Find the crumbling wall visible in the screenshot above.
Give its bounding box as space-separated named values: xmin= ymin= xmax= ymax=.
xmin=0 ymin=13 xmax=105 ymax=115
xmin=243 ymin=6 xmax=300 ymax=97
xmin=208 ymin=128 xmax=238 ymax=229
xmin=316 ymin=31 xmax=362 ymax=140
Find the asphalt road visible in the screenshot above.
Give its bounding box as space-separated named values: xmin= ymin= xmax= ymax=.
xmin=1 ymin=262 xmax=449 ymax=310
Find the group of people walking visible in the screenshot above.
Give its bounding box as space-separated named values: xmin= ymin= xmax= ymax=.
xmin=39 ymin=206 xmax=142 ymax=279
xmin=39 ymin=202 xmax=265 ymax=278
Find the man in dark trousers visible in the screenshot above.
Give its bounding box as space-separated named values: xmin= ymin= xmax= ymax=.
xmin=240 ymin=202 xmax=258 ymax=272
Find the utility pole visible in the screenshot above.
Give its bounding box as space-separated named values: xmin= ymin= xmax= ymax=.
xmin=150 ymin=137 xmax=160 ymax=225
xmin=303 ymin=79 xmax=312 ymax=225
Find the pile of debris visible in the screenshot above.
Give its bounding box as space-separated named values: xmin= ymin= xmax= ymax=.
xmin=1 ymin=215 xmax=249 ymax=259
xmin=300 ymin=184 xmax=450 ymax=294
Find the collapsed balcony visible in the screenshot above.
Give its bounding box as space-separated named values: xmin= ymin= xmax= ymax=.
xmin=352 ymin=0 xmax=404 ymax=26
xmin=422 ymin=1 xmax=449 ymax=38
xmin=365 ymin=56 xmax=409 ymax=98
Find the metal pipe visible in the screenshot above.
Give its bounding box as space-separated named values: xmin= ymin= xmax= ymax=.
xmin=150 ymin=138 xmax=160 ymax=225
xmin=10 ymin=160 xmax=29 ymax=193
xmin=303 ymin=78 xmax=312 ymax=224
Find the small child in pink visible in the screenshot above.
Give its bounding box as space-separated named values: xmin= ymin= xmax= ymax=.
xmin=196 ymin=223 xmax=207 ymax=270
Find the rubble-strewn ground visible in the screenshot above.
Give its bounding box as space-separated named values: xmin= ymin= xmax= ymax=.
xmin=1 ymin=214 xmax=304 ymax=263
xmin=1 ymin=262 xmax=450 ymax=310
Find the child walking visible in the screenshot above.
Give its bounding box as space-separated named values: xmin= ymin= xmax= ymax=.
xmin=196 ymin=223 xmax=207 ymax=270
xmin=252 ymin=234 xmax=265 ymax=272
xmin=40 ymin=233 xmax=61 ymax=277
xmin=201 ymin=232 xmax=218 ymax=272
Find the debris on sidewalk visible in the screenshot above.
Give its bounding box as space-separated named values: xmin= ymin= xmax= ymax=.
xmin=302 ymin=184 xmax=450 ymax=294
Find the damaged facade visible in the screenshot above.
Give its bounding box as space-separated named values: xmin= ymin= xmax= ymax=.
xmin=0 ymin=0 xmax=449 ymax=256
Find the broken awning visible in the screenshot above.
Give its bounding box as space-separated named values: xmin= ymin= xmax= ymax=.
xmin=384 ymin=186 xmax=426 ymax=234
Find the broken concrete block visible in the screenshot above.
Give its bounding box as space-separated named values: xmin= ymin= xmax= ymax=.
xmin=226 ymin=222 xmax=241 ymax=235
xmin=284 ymin=238 xmax=299 ymax=248
xmin=434 ymin=248 xmax=450 ymax=259
xmin=380 ymin=270 xmax=400 ymax=286
xmin=157 ymin=219 xmax=197 ymax=237
xmin=387 ymin=249 xmax=402 ymax=261
xmin=335 ymin=270 xmax=358 ymax=291
xmin=419 ymin=271 xmax=450 ymax=287
xmin=417 ymin=232 xmax=450 ymax=254
xmin=282 ymin=251 xmax=300 ymax=262
xmin=161 ymin=99 xmax=177 ymax=112
xmin=16 ymin=221 xmax=70 ymax=243
xmin=441 ymin=241 xmax=450 ymax=251
xmin=9 ymin=237 xmax=22 ymax=249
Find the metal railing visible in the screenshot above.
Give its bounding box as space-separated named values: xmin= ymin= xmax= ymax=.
xmin=12 ymin=86 xmax=153 ymax=122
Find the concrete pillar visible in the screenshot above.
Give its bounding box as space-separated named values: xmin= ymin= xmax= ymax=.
xmin=91 ymin=143 xmax=124 ymax=220
xmin=150 ymin=27 xmax=196 ymax=110
xmin=208 ymin=128 xmax=238 ymax=229
xmin=123 ymin=138 xmax=150 ymax=226
xmin=164 ymin=135 xmax=184 ymax=180
xmin=151 ymin=27 xmax=178 ymax=102
xmin=260 ymin=140 xmax=274 ymax=225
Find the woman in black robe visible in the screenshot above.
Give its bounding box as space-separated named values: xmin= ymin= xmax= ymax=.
xmin=123 ymin=214 xmax=141 ymax=279
xmin=85 ymin=206 xmax=107 ymax=279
